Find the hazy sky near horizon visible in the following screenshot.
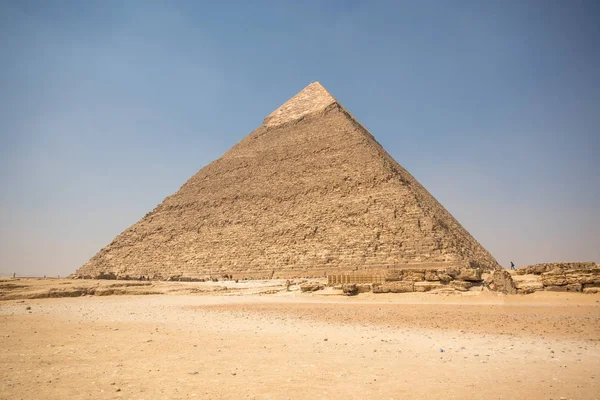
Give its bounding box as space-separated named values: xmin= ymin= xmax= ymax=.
xmin=1 ymin=0 xmax=599 ymax=276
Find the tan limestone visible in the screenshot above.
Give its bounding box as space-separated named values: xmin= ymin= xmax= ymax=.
xmin=77 ymin=82 xmax=500 ymax=280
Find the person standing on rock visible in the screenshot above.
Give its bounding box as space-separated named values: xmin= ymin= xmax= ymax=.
xmin=510 ymin=261 xmax=515 ymax=270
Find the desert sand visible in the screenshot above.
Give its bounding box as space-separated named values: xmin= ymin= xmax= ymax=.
xmin=1 ymin=279 xmax=599 ymax=399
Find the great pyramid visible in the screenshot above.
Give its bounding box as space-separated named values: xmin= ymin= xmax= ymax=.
xmin=77 ymin=82 xmax=500 ymax=279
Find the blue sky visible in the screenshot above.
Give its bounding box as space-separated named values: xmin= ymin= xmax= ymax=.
xmin=1 ymin=0 xmax=599 ymax=276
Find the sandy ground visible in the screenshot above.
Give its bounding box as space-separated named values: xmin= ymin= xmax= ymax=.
xmin=0 ymin=281 xmax=599 ymax=399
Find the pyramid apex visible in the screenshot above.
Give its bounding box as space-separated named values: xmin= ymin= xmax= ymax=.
xmin=263 ymin=81 xmax=338 ymax=127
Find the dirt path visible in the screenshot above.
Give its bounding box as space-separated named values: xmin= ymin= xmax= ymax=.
xmin=1 ymin=293 xmax=599 ymax=399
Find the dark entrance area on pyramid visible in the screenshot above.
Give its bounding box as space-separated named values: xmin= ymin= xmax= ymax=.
xmin=77 ymin=82 xmax=499 ymax=279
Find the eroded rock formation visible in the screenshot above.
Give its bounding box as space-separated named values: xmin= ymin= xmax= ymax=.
xmin=513 ymin=262 xmax=600 ymax=294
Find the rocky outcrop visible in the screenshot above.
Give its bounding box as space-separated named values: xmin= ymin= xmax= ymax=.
xmin=512 ymin=263 xmax=599 ymax=294
xmin=516 ymin=262 xmax=596 ymax=275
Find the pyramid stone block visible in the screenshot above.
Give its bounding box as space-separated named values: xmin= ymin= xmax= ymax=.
xmin=77 ymin=82 xmax=500 ymax=279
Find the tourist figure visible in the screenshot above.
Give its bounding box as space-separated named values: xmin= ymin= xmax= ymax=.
xmin=510 ymin=261 xmax=515 ymax=270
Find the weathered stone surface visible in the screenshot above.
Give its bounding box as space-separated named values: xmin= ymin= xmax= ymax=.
xmin=485 ymin=270 xmax=517 ymax=294
xmin=437 ymin=272 xmax=453 ymax=282
xmin=512 ymin=274 xmax=544 ymax=294
xmin=565 ymin=284 xmax=582 ymax=292
xmin=545 ymin=285 xmax=568 ymax=292
xmin=373 ymin=281 xmax=414 ymax=293
xmin=458 ymin=268 xmax=482 ymax=282
xmin=468 ymin=283 xmax=486 ymax=292
xmin=263 ymin=82 xmax=337 ymax=128
xmin=565 ymin=271 xmax=600 ymax=285
xmin=515 ymin=264 xmax=599 ymax=294
xmin=385 ymin=270 xmax=404 ymax=282
xmin=402 ymin=270 xmax=425 ymax=282
xmin=356 ymin=284 xmax=372 ymax=293
xmin=583 ymin=286 xmax=600 ymax=294
xmin=342 ymin=284 xmax=359 ymax=296
xmin=437 ymin=267 xmax=460 ymax=282
xmin=76 ymin=82 xmax=500 ymax=279
xmin=95 ymin=272 xmax=117 ymax=280
xmin=517 ymin=262 xmax=596 ymax=275
xmin=414 ymin=281 xmax=445 ymax=292
xmin=541 ymin=273 xmax=568 ymax=286
xmin=451 ymin=280 xmax=472 ymax=291
xmin=300 ymin=283 xmax=323 ymax=292
xmin=546 ymin=268 xmax=564 ymax=275
xmin=424 ymin=270 xmax=439 ymax=281
xmin=386 ymin=269 xmax=426 ymax=282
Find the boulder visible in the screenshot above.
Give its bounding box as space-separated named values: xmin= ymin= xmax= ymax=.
xmin=342 ymin=284 xmax=359 ymax=296
xmin=372 ymin=283 xmax=387 ymax=293
xmin=458 ymin=268 xmax=482 ymax=282
xmin=565 ymin=283 xmax=582 ymax=292
xmin=485 ymin=270 xmax=517 ymax=294
xmin=300 ymin=283 xmax=323 ymax=292
xmin=437 ymin=267 xmax=459 ymax=282
xmin=424 ymin=270 xmax=439 ymax=281
xmin=451 ymin=280 xmax=472 ymax=291
xmin=437 ymin=271 xmax=453 ymax=282
xmin=385 ymin=270 xmax=404 ymax=282
xmin=583 ymin=287 xmax=600 ymax=294
xmin=356 ymin=284 xmax=372 ymax=293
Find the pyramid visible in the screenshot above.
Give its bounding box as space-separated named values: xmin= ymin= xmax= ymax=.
xmin=77 ymin=82 xmax=500 ymax=279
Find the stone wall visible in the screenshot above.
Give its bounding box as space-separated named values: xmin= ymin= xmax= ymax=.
xmin=371 ymin=267 xmax=515 ymax=294
xmin=327 ymin=273 xmax=386 ymax=285
xmin=512 ymin=263 xmax=600 ymax=294
xmin=515 ymin=262 xmax=597 ymax=275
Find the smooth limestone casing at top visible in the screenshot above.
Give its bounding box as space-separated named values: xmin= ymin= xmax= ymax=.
xmin=77 ymin=82 xmax=500 ymax=280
